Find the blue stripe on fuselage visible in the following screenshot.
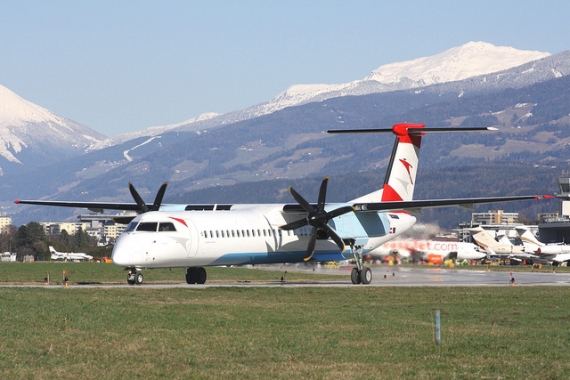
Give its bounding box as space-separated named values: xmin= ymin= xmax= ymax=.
xmin=209 ymin=250 xmax=354 ymax=266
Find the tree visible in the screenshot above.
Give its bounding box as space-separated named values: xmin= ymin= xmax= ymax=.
xmin=14 ymin=222 xmax=48 ymax=260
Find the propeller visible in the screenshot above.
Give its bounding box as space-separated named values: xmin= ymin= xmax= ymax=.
xmin=113 ymin=182 xmax=168 ymax=224
xmin=129 ymin=182 xmax=168 ymax=213
xmin=280 ymin=176 xmax=355 ymax=261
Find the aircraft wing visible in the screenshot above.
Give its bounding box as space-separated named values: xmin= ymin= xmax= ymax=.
xmin=16 ymin=195 xmax=553 ymax=215
xmin=351 ymin=195 xmax=553 ymax=213
xmin=14 ymin=200 xmax=142 ymax=213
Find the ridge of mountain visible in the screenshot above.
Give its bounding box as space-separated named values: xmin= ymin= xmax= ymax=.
xmin=93 ymin=42 xmax=552 ymax=149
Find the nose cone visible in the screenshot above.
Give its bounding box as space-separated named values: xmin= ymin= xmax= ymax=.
xmin=111 ymin=234 xmax=133 ymax=266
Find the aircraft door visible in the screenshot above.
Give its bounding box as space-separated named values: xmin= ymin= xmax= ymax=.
xmin=184 ymin=219 xmax=198 ymax=258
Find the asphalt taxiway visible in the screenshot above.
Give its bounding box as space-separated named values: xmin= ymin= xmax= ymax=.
xmin=3 ymin=266 xmax=570 ymax=288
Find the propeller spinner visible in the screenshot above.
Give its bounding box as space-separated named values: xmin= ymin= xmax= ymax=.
xmin=280 ymin=177 xmax=354 ymax=261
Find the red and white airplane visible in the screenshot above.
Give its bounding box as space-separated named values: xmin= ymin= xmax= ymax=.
xmin=370 ymin=239 xmax=485 ymax=265
xmin=15 ymin=124 xmax=552 ymax=285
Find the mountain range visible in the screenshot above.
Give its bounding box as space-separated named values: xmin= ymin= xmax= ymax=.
xmin=1 ymin=41 xmax=569 ymax=226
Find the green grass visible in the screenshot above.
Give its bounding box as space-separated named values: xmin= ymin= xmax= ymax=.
xmin=0 ymin=262 xmax=345 ymax=284
xmin=3 ymin=261 xmax=567 ymax=285
xmin=0 ymin=287 xmax=570 ymax=379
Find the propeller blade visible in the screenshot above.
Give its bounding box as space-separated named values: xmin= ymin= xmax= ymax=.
xmin=317 ymin=176 xmax=328 ymax=210
xmin=279 ymin=218 xmax=309 ymax=231
xmin=321 ymin=224 xmax=345 ymax=252
xmin=304 ymin=227 xmax=318 ymax=261
xmin=152 ymin=182 xmax=168 ymax=211
xmin=289 ymin=186 xmax=313 ymax=213
xmin=129 ymin=182 xmax=149 ymax=213
xmin=325 ymin=205 xmax=356 ymax=219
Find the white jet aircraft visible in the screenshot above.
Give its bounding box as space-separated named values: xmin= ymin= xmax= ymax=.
xmin=49 ymin=246 xmax=93 ymax=261
xmin=15 ymin=124 xmax=552 ymax=285
xmin=516 ymin=227 xmax=570 ymax=265
xmin=469 ymin=227 xmax=526 ymax=255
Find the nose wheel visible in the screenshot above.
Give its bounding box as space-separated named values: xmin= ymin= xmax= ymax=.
xmin=127 ymin=269 xmax=143 ymax=285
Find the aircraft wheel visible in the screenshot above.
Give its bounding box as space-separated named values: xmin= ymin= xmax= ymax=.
xmin=185 ymin=267 xmax=197 ymax=284
xmin=361 ymin=266 xmax=372 ymax=284
xmin=351 ymin=267 xmax=361 ymax=284
xmin=135 ymin=273 xmax=144 ymax=285
xmin=127 ymin=272 xmax=136 ymax=285
xmin=196 ymin=267 xmax=207 ymax=284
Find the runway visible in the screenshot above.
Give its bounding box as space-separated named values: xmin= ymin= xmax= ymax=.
xmin=3 ymin=266 xmax=570 ymax=288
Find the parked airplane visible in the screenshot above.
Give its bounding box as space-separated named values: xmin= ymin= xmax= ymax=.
xmin=469 ymin=227 xmax=526 ymax=255
xmin=369 ymin=239 xmax=485 ymax=264
xmin=516 ymin=227 xmax=570 ymax=265
xmin=49 ymin=246 xmax=93 ymax=261
xmin=15 ymin=123 xmax=552 ymax=285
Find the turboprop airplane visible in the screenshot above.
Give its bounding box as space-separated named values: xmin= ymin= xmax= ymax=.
xmin=516 ymin=227 xmax=570 ymax=265
xmin=49 ymin=246 xmax=93 ymax=261
xmin=15 ymin=123 xmax=553 ymax=285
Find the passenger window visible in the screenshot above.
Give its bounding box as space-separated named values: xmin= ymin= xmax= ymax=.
xmin=158 ymin=223 xmax=176 ymax=232
xmin=136 ymin=222 xmax=158 ymax=232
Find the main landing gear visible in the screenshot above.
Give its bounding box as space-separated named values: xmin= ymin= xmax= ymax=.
xmin=127 ymin=268 xmax=144 ymax=285
xmin=186 ymin=267 xmax=207 ymax=284
xmin=350 ymin=243 xmax=372 ymax=285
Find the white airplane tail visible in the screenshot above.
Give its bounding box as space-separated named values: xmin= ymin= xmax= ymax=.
xmin=516 ymin=227 xmax=543 ymax=253
xmin=351 ymin=123 xmax=424 ymax=203
xmin=469 ymin=227 xmax=501 ymax=251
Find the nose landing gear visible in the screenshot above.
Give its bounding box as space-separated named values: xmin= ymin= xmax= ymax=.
xmin=127 ymin=268 xmax=143 ymax=285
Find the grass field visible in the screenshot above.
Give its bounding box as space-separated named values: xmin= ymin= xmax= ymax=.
xmin=1 ymin=263 xmax=570 ymax=379
xmin=0 ymin=262 xmax=345 ymax=285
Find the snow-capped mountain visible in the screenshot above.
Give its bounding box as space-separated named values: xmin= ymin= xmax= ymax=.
xmin=258 ymin=42 xmax=550 ymax=113
xmin=0 ymin=84 xmax=106 ymax=174
xmin=110 ymin=41 xmax=551 ymax=145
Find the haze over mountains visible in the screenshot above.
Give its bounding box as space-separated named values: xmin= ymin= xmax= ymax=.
xmin=1 ymin=41 xmax=569 ymax=225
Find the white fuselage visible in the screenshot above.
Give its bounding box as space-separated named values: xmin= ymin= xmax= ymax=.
xmin=111 ymin=204 xmax=416 ymax=269
xmin=369 ymin=239 xmax=485 ymax=261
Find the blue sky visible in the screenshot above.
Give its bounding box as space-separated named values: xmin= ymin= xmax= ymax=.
xmin=1 ymin=0 xmax=569 ymax=137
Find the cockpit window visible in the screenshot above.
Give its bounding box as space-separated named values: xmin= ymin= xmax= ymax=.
xmin=389 ymin=214 xmax=400 ymax=219
xmin=158 ymin=222 xmax=176 ymax=232
xmin=136 ymin=222 xmax=158 ymax=232
xmin=125 ymin=221 xmax=137 ymax=232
